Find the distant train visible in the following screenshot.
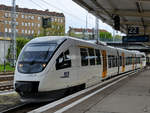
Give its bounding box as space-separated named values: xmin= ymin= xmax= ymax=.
xmin=14 ymin=36 xmax=146 ymax=102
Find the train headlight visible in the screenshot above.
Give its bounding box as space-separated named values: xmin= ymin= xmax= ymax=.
xmin=42 ymin=63 xmax=46 ymax=68
xmin=18 ymin=63 xmax=23 ymax=68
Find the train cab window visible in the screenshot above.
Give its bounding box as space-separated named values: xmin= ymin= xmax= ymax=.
xmin=80 ymin=48 xmax=88 ymax=66
xmin=95 ymin=49 xmax=101 ymax=65
xmin=56 ymin=50 xmax=71 ymax=70
xmin=88 ymin=48 xmax=95 ymax=65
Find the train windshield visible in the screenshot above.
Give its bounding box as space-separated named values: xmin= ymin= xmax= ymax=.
xmin=18 ymin=43 xmax=57 ymax=73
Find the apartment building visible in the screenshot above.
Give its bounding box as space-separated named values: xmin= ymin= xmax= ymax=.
xmin=0 ymin=5 xmax=65 ymax=38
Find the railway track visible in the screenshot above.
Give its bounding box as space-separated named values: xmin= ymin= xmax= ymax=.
xmin=0 ymin=68 xmax=145 ymax=113
xmin=1 ymin=102 xmax=49 ymax=113
xmin=0 ymin=75 xmax=14 ymax=91
xmin=0 ymin=75 xmax=13 ymax=82
xmin=29 ymin=69 xmax=144 ymax=113
xmin=0 ymin=72 xmax=14 ymax=75
xmin=0 ymin=83 xmax=13 ymax=91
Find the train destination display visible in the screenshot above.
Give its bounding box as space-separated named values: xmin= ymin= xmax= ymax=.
xmin=122 ymin=35 xmax=149 ymax=42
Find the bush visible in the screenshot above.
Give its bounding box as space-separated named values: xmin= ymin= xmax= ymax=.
xmin=16 ymin=38 xmax=30 ymax=58
xmin=7 ymin=37 xmax=30 ymax=61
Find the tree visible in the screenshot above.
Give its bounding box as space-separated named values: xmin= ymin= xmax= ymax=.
xmin=7 ymin=37 xmax=30 ymax=61
xmin=113 ymin=35 xmax=122 ymax=41
xmin=99 ymin=31 xmax=122 ymax=42
xmin=69 ymin=32 xmax=84 ymax=38
xmin=37 ymin=22 xmax=65 ymax=37
xmin=99 ymin=32 xmax=113 ymax=41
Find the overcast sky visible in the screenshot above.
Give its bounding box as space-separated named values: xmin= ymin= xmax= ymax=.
xmin=0 ymin=0 xmax=123 ymax=35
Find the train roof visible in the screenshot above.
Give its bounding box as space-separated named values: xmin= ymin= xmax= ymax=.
xmin=29 ymin=36 xmax=143 ymax=55
xmin=29 ymin=36 xmax=67 ymax=43
xmin=30 ymin=36 xmax=104 ymax=44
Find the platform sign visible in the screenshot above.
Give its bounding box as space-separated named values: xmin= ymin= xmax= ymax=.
xmin=122 ymin=35 xmax=149 ymax=42
xmin=127 ymin=27 xmax=139 ymax=34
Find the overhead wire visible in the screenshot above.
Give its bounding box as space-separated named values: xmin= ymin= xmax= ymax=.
xmin=29 ymin=0 xmax=86 ymax=29
xmin=38 ymin=0 xmax=88 ymax=24
xmin=29 ymin=0 xmax=46 ymax=10
xmin=20 ymin=0 xmax=97 ymax=31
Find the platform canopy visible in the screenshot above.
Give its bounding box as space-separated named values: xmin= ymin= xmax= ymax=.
xmin=73 ymin=0 xmax=150 ymax=36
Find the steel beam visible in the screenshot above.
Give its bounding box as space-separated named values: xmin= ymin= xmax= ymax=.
xmin=97 ymin=10 xmax=150 ymax=17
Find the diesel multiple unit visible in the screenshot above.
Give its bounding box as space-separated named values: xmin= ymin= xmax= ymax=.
xmin=14 ymin=36 xmax=146 ymax=102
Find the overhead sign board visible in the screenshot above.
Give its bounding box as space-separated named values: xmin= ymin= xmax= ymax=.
xmin=122 ymin=35 xmax=149 ymax=42
xmin=127 ymin=27 xmax=139 ymax=34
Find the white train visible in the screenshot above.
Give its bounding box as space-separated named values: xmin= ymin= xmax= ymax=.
xmin=14 ymin=36 xmax=146 ymax=102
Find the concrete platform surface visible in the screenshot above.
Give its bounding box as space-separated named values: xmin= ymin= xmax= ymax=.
xmin=64 ymin=69 xmax=150 ymax=113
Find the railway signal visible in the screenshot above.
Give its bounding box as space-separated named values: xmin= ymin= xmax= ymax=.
xmin=113 ymin=15 xmax=120 ymax=31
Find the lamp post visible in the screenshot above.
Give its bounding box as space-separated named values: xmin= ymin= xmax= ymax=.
xmin=11 ymin=0 xmax=16 ymax=67
xmin=95 ymin=17 xmax=99 ymax=42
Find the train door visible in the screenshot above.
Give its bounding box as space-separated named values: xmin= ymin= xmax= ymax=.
xmin=101 ymin=50 xmax=107 ymax=78
xmin=117 ymin=50 xmax=120 ymax=74
xmin=132 ymin=54 xmax=135 ymax=70
xmin=140 ymin=56 xmax=143 ymax=68
xmin=135 ymin=54 xmax=137 ymax=69
xmin=122 ymin=52 xmax=125 ymax=72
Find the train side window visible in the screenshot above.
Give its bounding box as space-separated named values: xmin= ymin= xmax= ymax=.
xmin=120 ymin=56 xmax=122 ymax=66
xmin=136 ymin=57 xmax=138 ymax=64
xmin=116 ymin=56 xmax=118 ymax=67
xmin=64 ymin=50 xmax=71 ymax=61
xmin=80 ymin=48 xmax=88 ymax=66
xmin=138 ymin=57 xmax=140 ymax=64
xmin=129 ymin=57 xmax=131 ymax=65
xmin=56 ymin=50 xmax=71 ymax=70
xmin=128 ymin=57 xmax=130 ymax=65
xmin=112 ymin=56 xmax=115 ymax=67
xmin=88 ymin=48 xmax=95 ymax=65
xmin=108 ymin=55 xmax=112 ymax=68
xmin=108 ymin=55 xmax=117 ymax=68
xmin=95 ymin=49 xmax=101 ymax=65
xmin=126 ymin=57 xmax=128 ymax=65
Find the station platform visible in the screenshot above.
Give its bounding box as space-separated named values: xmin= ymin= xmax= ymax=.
xmin=63 ymin=69 xmax=150 ymax=113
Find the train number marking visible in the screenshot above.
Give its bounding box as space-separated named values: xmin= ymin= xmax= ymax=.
xmin=60 ymin=72 xmax=69 ymax=78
